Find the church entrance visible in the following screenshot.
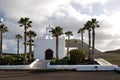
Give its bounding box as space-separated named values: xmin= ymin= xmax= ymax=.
xmin=45 ymin=49 xmax=53 ymax=60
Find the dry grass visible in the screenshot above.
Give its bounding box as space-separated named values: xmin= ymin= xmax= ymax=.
xmin=94 ymin=52 xmax=120 ymax=66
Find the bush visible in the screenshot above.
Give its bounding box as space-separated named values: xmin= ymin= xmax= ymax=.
xmin=0 ymin=54 xmax=36 ymax=65
xmin=50 ymin=58 xmax=57 ymax=65
xmin=56 ymin=57 xmax=70 ymax=65
xmin=69 ymin=49 xmax=87 ymax=64
xmin=50 ymin=57 xmax=70 ymax=65
xmin=50 ymin=49 xmax=87 ymax=65
xmin=1 ymin=55 xmax=18 ymax=65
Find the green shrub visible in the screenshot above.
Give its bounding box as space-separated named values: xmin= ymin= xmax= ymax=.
xmin=69 ymin=49 xmax=87 ymax=64
xmin=31 ymin=57 xmax=36 ymax=62
xmin=50 ymin=49 xmax=87 ymax=65
xmin=56 ymin=57 xmax=70 ymax=65
xmin=0 ymin=54 xmax=36 ymax=65
xmin=50 ymin=58 xmax=57 ymax=65
xmin=50 ymin=57 xmax=70 ymax=65
xmin=2 ymin=55 xmax=18 ymax=65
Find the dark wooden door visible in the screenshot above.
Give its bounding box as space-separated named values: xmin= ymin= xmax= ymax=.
xmin=45 ymin=49 xmax=53 ymax=60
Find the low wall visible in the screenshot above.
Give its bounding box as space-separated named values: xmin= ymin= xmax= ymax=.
xmin=47 ymin=58 xmax=119 ymax=71
xmin=76 ymin=65 xmax=118 ymax=71
xmin=47 ymin=62 xmax=80 ymax=69
xmin=29 ymin=59 xmax=39 ymax=68
xmin=47 ymin=62 xmax=118 ymax=71
xmin=0 ymin=59 xmax=39 ymax=69
xmin=116 ymin=67 xmax=120 ymax=71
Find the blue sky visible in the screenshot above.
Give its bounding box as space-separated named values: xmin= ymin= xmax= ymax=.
xmin=0 ymin=0 xmax=120 ymax=53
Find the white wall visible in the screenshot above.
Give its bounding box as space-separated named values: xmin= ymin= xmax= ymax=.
xmin=47 ymin=62 xmax=119 ymax=71
xmin=34 ymin=38 xmax=66 ymax=60
xmin=0 ymin=59 xmax=39 ymax=69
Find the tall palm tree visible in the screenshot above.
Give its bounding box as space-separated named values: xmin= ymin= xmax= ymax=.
xmin=15 ymin=34 xmax=22 ymax=57
xmin=50 ymin=26 xmax=63 ymax=60
xmin=18 ymin=17 xmax=32 ymax=63
xmin=73 ymin=39 xmax=79 ymax=49
xmin=84 ymin=21 xmax=92 ymax=61
xmin=0 ymin=24 xmax=8 ymax=59
xmin=65 ymin=31 xmax=73 ymax=56
xmin=91 ymin=18 xmax=100 ymax=60
xmin=27 ymin=30 xmax=37 ymax=61
xmin=78 ymin=28 xmax=84 ymax=49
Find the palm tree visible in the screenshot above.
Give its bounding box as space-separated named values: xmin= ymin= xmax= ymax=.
xmin=15 ymin=34 xmax=22 ymax=57
xmin=91 ymin=18 xmax=100 ymax=60
xmin=73 ymin=39 xmax=79 ymax=49
xmin=84 ymin=21 xmax=92 ymax=61
xmin=18 ymin=17 xmax=32 ymax=63
xmin=78 ymin=28 xmax=84 ymax=49
xmin=50 ymin=26 xmax=63 ymax=60
xmin=65 ymin=31 xmax=73 ymax=56
xmin=27 ymin=30 xmax=37 ymax=61
xmin=0 ymin=24 xmax=8 ymax=59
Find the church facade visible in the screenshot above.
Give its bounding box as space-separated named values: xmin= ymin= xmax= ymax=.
xmin=34 ymin=26 xmax=66 ymax=60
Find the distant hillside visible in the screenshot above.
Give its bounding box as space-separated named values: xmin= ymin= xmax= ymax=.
xmin=66 ymin=39 xmax=102 ymax=54
xmin=104 ymin=49 xmax=120 ymax=53
xmin=2 ymin=53 xmax=16 ymax=55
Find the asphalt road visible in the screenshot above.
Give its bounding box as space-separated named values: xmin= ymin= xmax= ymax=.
xmin=0 ymin=70 xmax=119 ymax=80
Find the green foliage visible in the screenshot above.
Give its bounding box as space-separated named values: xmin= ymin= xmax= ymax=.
xmin=50 ymin=26 xmax=63 ymax=37
xmin=1 ymin=55 xmax=18 ymax=65
xmin=50 ymin=58 xmax=57 ymax=65
xmin=0 ymin=55 xmax=30 ymax=65
xmin=0 ymin=53 xmax=35 ymax=65
xmin=69 ymin=49 xmax=87 ymax=64
xmin=31 ymin=57 xmax=36 ymax=61
xmin=50 ymin=57 xmax=70 ymax=65
xmin=57 ymin=57 xmax=70 ymax=65
xmin=50 ymin=49 xmax=87 ymax=65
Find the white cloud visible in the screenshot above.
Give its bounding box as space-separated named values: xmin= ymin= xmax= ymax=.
xmin=73 ymin=0 xmax=108 ymax=5
xmin=0 ymin=0 xmax=120 ymax=52
xmin=106 ymin=12 xmax=120 ymax=35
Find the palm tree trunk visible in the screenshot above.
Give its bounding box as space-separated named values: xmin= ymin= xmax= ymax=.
xmin=92 ymin=28 xmax=95 ymax=61
xmin=66 ymin=39 xmax=68 ymax=56
xmin=56 ymin=36 xmax=59 ymax=60
xmin=88 ymin=30 xmax=91 ymax=61
xmin=67 ymin=36 xmax=70 ymax=56
xmin=24 ymin=25 xmax=27 ymax=63
xmin=17 ymin=38 xmax=19 ymax=56
xmin=29 ymin=37 xmax=32 ymax=62
xmin=81 ymin=32 xmax=83 ymax=49
xmin=0 ymin=31 xmax=3 ymax=59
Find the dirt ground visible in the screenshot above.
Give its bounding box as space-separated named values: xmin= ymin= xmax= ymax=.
xmin=94 ymin=52 xmax=120 ymax=66
xmin=0 ymin=70 xmax=119 ymax=80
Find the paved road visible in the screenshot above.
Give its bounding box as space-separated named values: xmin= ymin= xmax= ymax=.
xmin=0 ymin=70 xmax=119 ymax=80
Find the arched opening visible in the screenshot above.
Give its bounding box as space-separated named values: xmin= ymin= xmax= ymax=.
xmin=45 ymin=49 xmax=53 ymax=60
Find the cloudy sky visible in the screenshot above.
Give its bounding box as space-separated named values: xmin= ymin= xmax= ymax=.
xmin=0 ymin=0 xmax=120 ymax=53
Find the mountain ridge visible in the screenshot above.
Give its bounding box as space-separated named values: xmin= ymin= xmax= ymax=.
xmin=104 ymin=49 xmax=120 ymax=53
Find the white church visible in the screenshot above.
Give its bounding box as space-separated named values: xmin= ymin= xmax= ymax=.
xmin=34 ymin=26 xmax=66 ymax=60
xmin=34 ymin=26 xmax=101 ymax=61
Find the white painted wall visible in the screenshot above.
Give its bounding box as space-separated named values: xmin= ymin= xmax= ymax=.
xmin=34 ymin=38 xmax=66 ymax=60
xmin=47 ymin=62 xmax=119 ymax=71
xmin=0 ymin=59 xmax=39 ymax=69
